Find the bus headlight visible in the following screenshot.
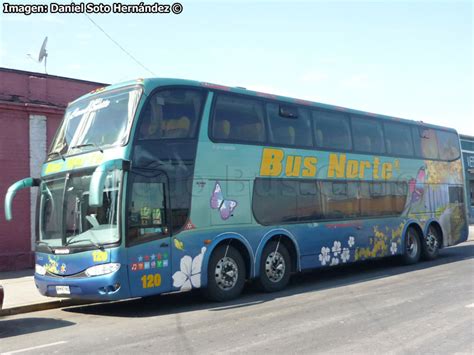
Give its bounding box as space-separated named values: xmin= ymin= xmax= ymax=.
xmin=35 ymin=264 xmax=46 ymax=276
xmin=85 ymin=263 xmax=121 ymax=277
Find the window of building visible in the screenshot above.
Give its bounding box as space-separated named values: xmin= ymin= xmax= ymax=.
xmin=312 ymin=110 xmax=352 ymax=150
xmin=211 ymin=94 xmax=266 ymax=143
xmin=266 ymin=103 xmax=312 ymax=147
xmin=351 ymin=116 xmax=385 ymax=154
xmin=384 ymin=122 xmax=414 ymax=156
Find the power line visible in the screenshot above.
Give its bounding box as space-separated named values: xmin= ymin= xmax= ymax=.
xmin=84 ymin=14 xmax=156 ymax=76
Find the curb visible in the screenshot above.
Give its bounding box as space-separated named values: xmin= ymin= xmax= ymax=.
xmin=0 ymin=299 xmax=93 ymax=317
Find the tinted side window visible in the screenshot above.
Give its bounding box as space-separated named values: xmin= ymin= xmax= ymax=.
xmin=351 ymin=116 xmax=385 ymax=154
xmin=415 ymin=128 xmax=439 ymax=159
xmin=298 ymin=181 xmax=323 ymax=221
xmin=359 ymin=182 xmax=407 ymax=216
xmin=313 ymin=110 xmax=352 ymax=150
xmin=267 ymin=103 xmax=312 ymax=147
xmin=384 ymin=122 xmax=414 ymax=156
xmin=138 ymin=89 xmax=204 ymax=140
xmin=320 ymin=181 xmax=359 ymax=219
xmin=437 ymin=130 xmax=460 ymax=160
xmin=211 ymin=94 xmax=266 ymax=143
xmin=252 ymin=179 xmax=297 ymax=225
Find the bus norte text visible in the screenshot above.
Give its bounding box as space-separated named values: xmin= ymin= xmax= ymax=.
xmin=259 ymin=148 xmax=399 ymax=180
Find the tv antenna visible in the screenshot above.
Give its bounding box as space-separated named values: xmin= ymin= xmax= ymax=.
xmin=27 ymin=37 xmax=48 ymax=74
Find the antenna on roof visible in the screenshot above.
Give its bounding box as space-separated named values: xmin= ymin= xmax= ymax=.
xmin=27 ymin=37 xmax=48 ymax=74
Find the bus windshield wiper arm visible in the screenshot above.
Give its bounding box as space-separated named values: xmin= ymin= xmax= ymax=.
xmin=65 ymin=238 xmax=104 ymax=250
xmin=47 ymin=151 xmax=66 ymax=161
xmin=70 ymin=143 xmax=103 ymax=153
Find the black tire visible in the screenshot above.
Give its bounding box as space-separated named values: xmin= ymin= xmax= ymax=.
xmin=203 ymin=245 xmax=246 ymax=302
xmin=257 ymin=241 xmax=291 ymax=293
xmin=402 ymin=226 xmax=421 ymax=265
xmin=421 ymin=224 xmax=441 ymax=260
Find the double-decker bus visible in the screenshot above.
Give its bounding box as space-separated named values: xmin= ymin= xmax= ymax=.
xmin=4 ymin=78 xmax=469 ymax=302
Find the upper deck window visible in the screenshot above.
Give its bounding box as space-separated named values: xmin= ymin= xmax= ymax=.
xmin=138 ymin=89 xmax=205 ymax=140
xmin=211 ymin=94 xmax=266 ymax=143
xmin=312 ymin=110 xmax=352 ymax=151
xmin=351 ymin=115 xmax=385 ymax=154
xmin=384 ymin=121 xmax=414 ymax=156
xmin=436 ymin=130 xmax=460 ymax=160
xmin=266 ymin=103 xmax=312 ymax=147
xmin=49 ymin=87 xmax=142 ymax=159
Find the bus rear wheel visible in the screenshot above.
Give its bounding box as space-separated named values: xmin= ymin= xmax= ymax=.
xmin=203 ymin=244 xmax=246 ymax=302
xmin=421 ymin=224 xmax=441 ymax=260
xmin=257 ymin=241 xmax=291 ymax=293
xmin=402 ymin=226 xmax=421 ymax=265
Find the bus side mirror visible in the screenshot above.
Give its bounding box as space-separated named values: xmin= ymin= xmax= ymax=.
xmin=5 ymin=177 xmax=40 ymax=221
xmin=89 ymin=159 xmax=130 ymax=207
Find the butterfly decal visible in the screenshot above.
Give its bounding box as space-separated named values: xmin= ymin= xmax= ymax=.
xmin=210 ymin=182 xmax=237 ymax=220
xmin=408 ymin=167 xmax=425 ymax=203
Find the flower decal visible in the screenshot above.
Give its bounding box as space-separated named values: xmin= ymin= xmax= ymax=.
xmin=318 ymin=246 xmax=331 ymax=265
xmin=390 ymin=242 xmax=398 ymax=255
xmin=330 ymin=257 xmax=340 ymax=266
xmin=332 ymin=241 xmax=342 ymax=256
xmin=348 ymin=236 xmax=355 ymax=248
xmin=341 ymin=248 xmax=350 ymax=263
xmin=172 ymin=247 xmax=206 ymax=291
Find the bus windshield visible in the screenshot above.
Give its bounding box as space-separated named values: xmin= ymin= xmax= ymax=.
xmin=39 ymin=169 xmax=122 ymax=248
xmin=48 ymin=87 xmax=142 ymax=158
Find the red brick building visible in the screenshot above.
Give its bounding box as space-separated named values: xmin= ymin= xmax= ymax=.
xmin=0 ymin=67 xmax=106 ymax=271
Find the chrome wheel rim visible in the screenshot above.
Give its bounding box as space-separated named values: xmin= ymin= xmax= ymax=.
xmin=406 ymin=231 xmax=418 ymax=258
xmin=265 ymin=251 xmax=285 ymax=283
xmin=425 ymin=229 xmax=439 ymax=254
xmin=215 ymin=256 xmax=238 ymax=291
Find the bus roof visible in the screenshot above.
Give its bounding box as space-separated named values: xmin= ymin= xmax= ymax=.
xmin=72 ymin=77 xmax=458 ymax=134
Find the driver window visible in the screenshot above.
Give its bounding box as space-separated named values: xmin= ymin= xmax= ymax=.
xmin=128 ymin=175 xmax=167 ymax=243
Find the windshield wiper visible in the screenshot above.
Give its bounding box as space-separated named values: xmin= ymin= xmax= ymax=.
xmin=65 ymin=238 xmax=105 ymax=251
xmin=70 ymin=143 xmax=103 ymax=153
xmin=47 ymin=151 xmax=66 ymax=161
xmin=35 ymin=241 xmax=53 ymax=252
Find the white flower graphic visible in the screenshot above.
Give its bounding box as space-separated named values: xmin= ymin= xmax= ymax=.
xmin=318 ymin=246 xmax=331 ymax=265
xmin=172 ymin=247 xmax=206 ymax=291
xmin=390 ymin=242 xmax=398 ymax=255
xmin=348 ymin=236 xmax=355 ymax=248
xmin=341 ymin=248 xmax=350 ymax=263
xmin=332 ymin=241 xmax=342 ymax=256
xmin=330 ymin=257 xmax=340 ymax=266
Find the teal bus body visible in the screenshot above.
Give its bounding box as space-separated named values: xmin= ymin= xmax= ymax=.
xmin=5 ymin=78 xmax=468 ymax=301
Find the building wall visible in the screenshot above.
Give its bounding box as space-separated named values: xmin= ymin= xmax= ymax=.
xmin=0 ymin=68 xmax=106 ymax=271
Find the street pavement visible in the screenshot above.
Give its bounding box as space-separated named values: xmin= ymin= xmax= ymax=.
xmin=1 ymin=238 xmax=473 ymax=354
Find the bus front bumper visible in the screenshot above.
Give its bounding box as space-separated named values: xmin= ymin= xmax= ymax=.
xmin=34 ymin=268 xmax=131 ymax=301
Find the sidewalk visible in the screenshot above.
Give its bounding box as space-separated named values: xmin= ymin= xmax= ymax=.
xmin=1 ymin=225 xmax=473 ymax=316
xmin=0 ymin=269 xmax=86 ymax=316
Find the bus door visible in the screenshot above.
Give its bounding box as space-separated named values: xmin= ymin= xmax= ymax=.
xmin=126 ymin=171 xmax=172 ymax=297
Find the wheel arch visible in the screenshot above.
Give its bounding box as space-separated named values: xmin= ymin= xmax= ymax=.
xmin=200 ymin=232 xmax=254 ymax=288
xmin=254 ymin=229 xmax=301 ymax=278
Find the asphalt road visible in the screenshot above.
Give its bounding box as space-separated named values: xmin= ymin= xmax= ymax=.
xmin=1 ymin=241 xmax=473 ymax=354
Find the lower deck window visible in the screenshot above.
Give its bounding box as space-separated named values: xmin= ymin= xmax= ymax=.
xmin=252 ymin=178 xmax=408 ymax=225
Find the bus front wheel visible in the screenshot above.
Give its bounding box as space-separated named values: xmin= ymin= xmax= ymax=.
xmin=402 ymin=227 xmax=421 ymax=265
xmin=421 ymin=224 xmax=441 ymax=260
xmin=203 ymin=244 xmax=246 ymax=302
xmin=257 ymin=241 xmax=291 ymax=293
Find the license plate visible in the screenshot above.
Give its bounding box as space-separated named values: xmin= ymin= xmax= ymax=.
xmin=56 ymin=286 xmax=70 ymax=295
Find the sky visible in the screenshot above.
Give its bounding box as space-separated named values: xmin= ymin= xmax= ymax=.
xmin=1 ymin=0 xmax=472 ymax=134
